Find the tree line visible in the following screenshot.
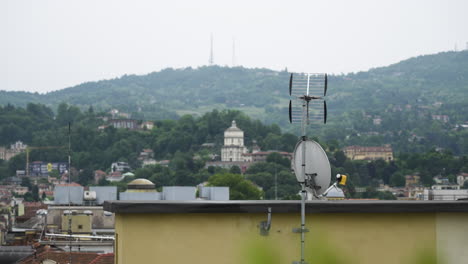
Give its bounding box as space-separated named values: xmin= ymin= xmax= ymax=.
xmin=1 ymin=103 xmax=467 ymax=201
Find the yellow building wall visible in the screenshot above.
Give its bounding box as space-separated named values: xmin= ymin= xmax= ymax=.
xmin=18 ymin=203 xmax=25 ymax=217
xmin=115 ymin=212 xmax=444 ymax=264
xmin=61 ymin=215 xmax=92 ymax=234
xmin=436 ymin=213 xmax=468 ymax=264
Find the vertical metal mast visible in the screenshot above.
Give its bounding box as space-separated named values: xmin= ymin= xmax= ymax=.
xmin=289 ymin=73 xmax=328 ymax=264
xmin=68 ymin=122 xmax=72 ymax=264
xmin=232 ymin=37 xmax=236 ymax=67
xmin=299 ymin=76 xmax=310 ymax=264
xmin=209 ymin=34 xmax=214 ymax=65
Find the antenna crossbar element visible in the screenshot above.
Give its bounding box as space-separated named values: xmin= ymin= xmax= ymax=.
xmin=289 ymin=73 xmax=328 ymax=125
xmin=289 ymin=98 xmax=327 ymax=124
xmin=290 ymin=73 xmax=327 ymax=98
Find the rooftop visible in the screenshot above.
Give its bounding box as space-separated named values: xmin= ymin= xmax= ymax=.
xmin=104 ymin=200 xmax=468 ymax=214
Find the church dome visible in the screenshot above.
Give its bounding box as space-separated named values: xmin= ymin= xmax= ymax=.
xmin=225 ymin=120 xmax=242 ymax=132
xmin=127 ymin=178 xmax=156 ymax=190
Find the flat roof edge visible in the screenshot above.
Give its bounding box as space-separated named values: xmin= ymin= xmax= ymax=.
xmin=103 ymin=200 xmax=468 ymax=214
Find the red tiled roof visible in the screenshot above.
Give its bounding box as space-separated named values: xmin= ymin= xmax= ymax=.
xmin=343 ymin=145 xmax=393 ymax=152
xmin=89 ymin=253 xmax=115 ymax=264
xmin=252 ymin=151 xmax=291 ymax=155
xmin=18 ymin=250 xmax=100 ymax=264
xmin=108 ymin=171 xmax=122 ymax=177
xmin=16 ymin=202 xmax=48 ymax=221
xmin=56 ymin=182 xmax=82 ymax=187
xmin=23 ymin=202 xmax=45 ymax=207
xmin=94 ymin=170 xmax=107 ymax=175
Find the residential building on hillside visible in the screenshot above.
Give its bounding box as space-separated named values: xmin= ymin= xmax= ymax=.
xmin=10 ymin=141 xmax=28 ymax=151
xmin=373 ymin=117 xmax=382 ymax=125
xmin=111 ymin=162 xmax=131 ymax=173
xmin=343 ymin=145 xmax=394 ymax=161
xmin=141 ymin=121 xmax=154 ymax=130
xmin=201 ymin=143 xmax=216 ymax=148
xmin=28 ymin=161 xmax=68 ymax=177
xmin=432 ymin=115 xmax=450 ymax=123
xmin=94 ymin=170 xmax=107 ymax=184
xmin=242 ymin=151 xmax=292 ymax=163
xmin=0 ymin=141 xmax=27 ymax=161
xmin=139 ymin=149 xmax=153 ymax=160
xmin=138 ymin=149 xmax=156 ymax=167
xmin=205 ymin=161 xmax=252 ymax=173
xmin=457 ymin=173 xmax=468 ymax=186
xmin=251 ymin=140 xmax=261 ymax=153
xmin=405 ymin=174 xmax=421 ymax=187
xmin=154 ymin=160 xmax=170 ymax=166
xmin=107 ymin=171 xmax=134 ymax=182
xmin=109 ymin=119 xmax=138 ymax=130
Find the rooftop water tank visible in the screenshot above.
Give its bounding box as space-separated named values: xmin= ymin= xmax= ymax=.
xmin=84 ymin=190 xmax=97 ymax=201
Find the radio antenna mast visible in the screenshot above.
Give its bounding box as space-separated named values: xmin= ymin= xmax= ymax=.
xmin=209 ymin=34 xmax=214 ymax=65
xmin=289 ymin=73 xmax=328 ymax=264
xmin=232 ymin=37 xmax=236 ymax=67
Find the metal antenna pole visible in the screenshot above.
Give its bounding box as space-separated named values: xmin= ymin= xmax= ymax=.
xmin=275 ymin=168 xmax=278 ymax=200
xmin=275 ymin=143 xmax=278 ymax=200
xmin=299 ymin=92 xmax=308 ymax=264
xmin=289 ymin=72 xmax=328 ymax=264
xmin=68 ymin=122 xmax=72 ymax=264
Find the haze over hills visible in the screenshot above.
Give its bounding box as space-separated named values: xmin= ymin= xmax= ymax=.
xmin=1 ymin=50 xmax=467 ymax=154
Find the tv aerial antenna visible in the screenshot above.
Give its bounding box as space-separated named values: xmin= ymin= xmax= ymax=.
xmin=289 ymin=73 xmax=328 ymax=264
xmin=289 ymin=73 xmax=329 ymax=197
xmin=288 ymin=73 xmax=348 ymax=263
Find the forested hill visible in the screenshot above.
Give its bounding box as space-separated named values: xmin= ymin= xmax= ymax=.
xmin=331 ymin=50 xmax=468 ymax=115
xmin=1 ymin=51 xmax=467 ymax=155
xmin=1 ymin=50 xmax=467 ymax=122
xmin=0 ymin=67 xmax=290 ymax=121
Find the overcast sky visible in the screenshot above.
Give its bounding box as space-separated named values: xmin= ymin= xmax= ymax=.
xmin=1 ymin=0 xmax=468 ymax=93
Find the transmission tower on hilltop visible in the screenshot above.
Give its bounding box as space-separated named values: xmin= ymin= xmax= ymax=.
xmin=232 ymin=37 xmax=236 ymax=67
xmin=209 ymin=34 xmax=214 ymax=65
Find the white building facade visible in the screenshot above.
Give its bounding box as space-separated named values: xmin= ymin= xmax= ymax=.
xmin=221 ymin=121 xmax=248 ymax=162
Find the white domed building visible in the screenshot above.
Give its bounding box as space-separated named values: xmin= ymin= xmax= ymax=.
xmin=221 ymin=121 xmax=248 ymax=162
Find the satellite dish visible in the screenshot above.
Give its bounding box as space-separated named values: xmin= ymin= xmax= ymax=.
xmin=291 ymin=140 xmax=331 ymax=195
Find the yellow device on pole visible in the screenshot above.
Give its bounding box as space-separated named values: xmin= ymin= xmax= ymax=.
xmin=338 ymin=174 xmax=347 ymax=185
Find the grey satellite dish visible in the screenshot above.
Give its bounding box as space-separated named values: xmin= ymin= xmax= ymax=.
xmin=292 ymin=140 xmax=331 ymax=195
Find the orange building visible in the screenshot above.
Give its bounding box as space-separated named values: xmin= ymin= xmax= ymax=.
xmin=343 ymin=145 xmax=393 ymax=161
